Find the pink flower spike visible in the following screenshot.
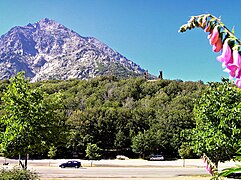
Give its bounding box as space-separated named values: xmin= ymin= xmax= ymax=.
xmin=236 ymin=68 xmax=241 ymax=78
xmin=222 ymin=62 xmax=227 ymax=68
xmin=236 ymin=78 xmax=241 ymax=88
xmin=205 ymin=163 xmax=209 ymax=171
xmin=206 ymin=164 xmax=212 ymax=175
xmin=203 ymin=158 xmax=206 ymax=163
xmin=213 ymin=37 xmax=222 ymax=52
xmin=204 ymin=25 xmax=211 ymax=32
xmin=209 ymin=26 xmax=219 ymax=45
xmin=207 ymin=30 xmax=213 ymax=39
xmin=233 ymin=50 xmax=241 ymax=67
xmin=217 ymin=39 xmax=232 ymax=64
xmin=224 ymin=64 xmax=237 ymax=78
xmin=208 ymin=165 xmax=213 ymax=175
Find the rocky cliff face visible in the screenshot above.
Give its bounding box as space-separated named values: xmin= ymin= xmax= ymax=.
xmin=0 ymin=18 xmax=149 ymax=81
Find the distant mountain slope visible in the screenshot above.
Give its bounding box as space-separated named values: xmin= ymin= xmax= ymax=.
xmin=0 ymin=18 xmax=153 ymax=81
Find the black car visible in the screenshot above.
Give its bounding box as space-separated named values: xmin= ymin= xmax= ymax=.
xmin=59 ymin=160 xmax=81 ymax=168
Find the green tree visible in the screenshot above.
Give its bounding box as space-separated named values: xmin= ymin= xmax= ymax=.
xmin=85 ymin=143 xmax=102 ymax=167
xmin=178 ymin=143 xmax=196 ymax=167
xmin=156 ymin=95 xmax=196 ymax=156
xmin=0 ymin=72 xmax=64 ymax=169
xmin=48 ymin=146 xmax=57 ymax=159
xmin=85 ymin=143 xmax=102 ymax=160
xmin=131 ymin=129 xmax=164 ymax=158
xmin=178 ymin=143 xmax=195 ymax=159
xmin=189 ymin=79 xmax=241 ymax=168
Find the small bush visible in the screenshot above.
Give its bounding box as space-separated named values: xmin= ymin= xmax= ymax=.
xmin=0 ymin=167 xmax=39 ymax=180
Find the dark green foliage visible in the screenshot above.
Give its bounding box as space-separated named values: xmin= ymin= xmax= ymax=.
xmin=61 ymin=77 xmax=204 ymax=158
xmin=0 ymin=75 xmax=205 ymax=159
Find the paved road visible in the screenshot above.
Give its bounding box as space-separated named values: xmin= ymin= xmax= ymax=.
xmin=1 ymin=158 xmax=236 ymax=179
xmin=32 ymin=166 xmax=209 ymax=179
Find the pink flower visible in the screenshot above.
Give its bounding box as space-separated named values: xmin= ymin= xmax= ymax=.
xmin=213 ymin=37 xmax=223 ymax=52
xmin=209 ymin=26 xmax=219 ymax=45
xmin=236 ymin=68 xmax=241 ymax=78
xmin=205 ymin=163 xmax=209 ymax=171
xmin=236 ymin=78 xmax=241 ymax=88
xmin=223 ymin=50 xmax=241 ymax=79
xmin=205 ymin=163 xmax=213 ymax=175
xmin=208 ymin=165 xmax=213 ymax=175
xmin=224 ymin=64 xmax=238 ymax=78
xmin=232 ymin=50 xmax=241 ymax=67
xmin=217 ymin=39 xmax=232 ymax=65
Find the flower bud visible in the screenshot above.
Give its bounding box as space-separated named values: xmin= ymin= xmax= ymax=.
xmin=213 ymin=37 xmax=222 ymax=52
xmin=209 ymin=26 xmax=219 ymax=45
xmin=201 ymin=17 xmax=207 ymax=29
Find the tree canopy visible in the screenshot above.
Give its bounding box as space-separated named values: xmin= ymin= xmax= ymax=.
xmin=38 ymin=76 xmax=204 ymax=158
xmin=0 ymin=74 xmax=205 ymax=159
xmin=188 ymin=79 xmax=241 ymax=167
xmin=0 ymin=72 xmax=65 ymax=168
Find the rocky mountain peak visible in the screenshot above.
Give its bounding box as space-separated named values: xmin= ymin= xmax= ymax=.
xmin=34 ymin=18 xmax=64 ymax=30
xmin=0 ymin=18 xmax=151 ymax=81
xmin=38 ymin=18 xmax=55 ymax=24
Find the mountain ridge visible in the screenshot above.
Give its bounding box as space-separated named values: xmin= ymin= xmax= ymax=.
xmin=0 ymin=18 xmax=153 ymax=81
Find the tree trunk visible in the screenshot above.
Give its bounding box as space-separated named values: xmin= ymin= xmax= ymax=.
xmin=24 ymin=154 xmax=28 ymax=169
xmin=19 ymin=154 xmax=21 ymax=166
xmin=214 ymin=161 xmax=218 ymax=170
xmin=142 ymin=153 xmax=145 ymax=159
xmin=183 ymin=158 xmax=185 ymax=167
xmin=19 ymin=154 xmax=24 ymax=169
xmin=213 ymin=160 xmax=219 ymax=176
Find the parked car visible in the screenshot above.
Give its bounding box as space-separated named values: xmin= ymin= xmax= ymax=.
xmin=116 ymin=155 xmax=129 ymax=160
xmin=149 ymin=155 xmax=164 ymax=161
xmin=59 ymin=160 xmax=81 ymax=168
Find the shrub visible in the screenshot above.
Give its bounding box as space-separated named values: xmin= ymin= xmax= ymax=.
xmin=0 ymin=167 xmax=39 ymax=180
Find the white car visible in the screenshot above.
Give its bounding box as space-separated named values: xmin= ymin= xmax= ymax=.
xmin=149 ymin=155 xmax=164 ymax=161
xmin=116 ymin=155 xmax=129 ymax=160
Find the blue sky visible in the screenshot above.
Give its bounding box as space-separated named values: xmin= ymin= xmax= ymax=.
xmin=1 ymin=0 xmax=241 ymax=82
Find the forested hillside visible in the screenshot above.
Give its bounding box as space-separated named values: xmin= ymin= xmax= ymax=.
xmin=0 ymin=76 xmax=206 ymax=159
